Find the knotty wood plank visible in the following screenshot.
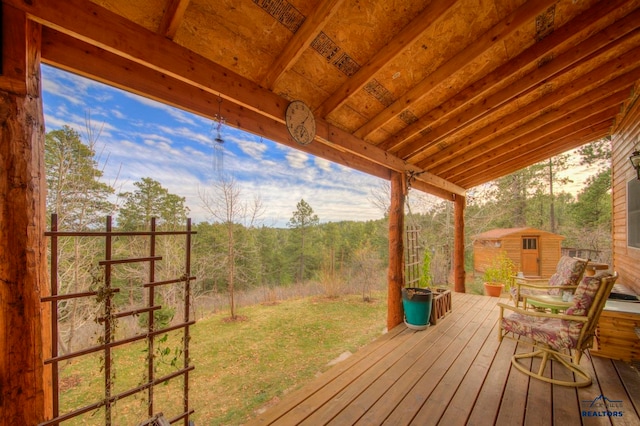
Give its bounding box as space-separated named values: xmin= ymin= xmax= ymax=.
xmin=613 ymin=360 xmax=640 ymax=417
xmin=270 ymin=296 xmax=477 ymax=425
xmin=353 ymin=295 xmax=495 ymax=425
xmin=494 ymin=341 xmax=534 ymax=425
xmin=322 ymin=294 xmax=479 ymax=425
xmin=551 ymin=357 xmax=582 ymax=425
xmin=380 ymin=297 xmax=498 ymax=425
xmin=523 ymin=356 xmax=552 ymax=426
xmin=299 ymin=299 xmax=479 ymax=426
xmin=409 ymin=298 xmax=501 ymax=424
xmin=435 ymin=304 xmax=503 ymax=426
xmin=590 ymin=356 xmax=640 ymax=426
xmin=577 ymin=355 xmax=612 ymax=426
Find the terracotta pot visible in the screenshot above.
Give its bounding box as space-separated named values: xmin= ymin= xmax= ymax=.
xmin=484 ymin=282 xmax=504 ymax=297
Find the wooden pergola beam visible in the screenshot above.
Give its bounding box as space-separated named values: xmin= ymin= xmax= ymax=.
xmin=262 ymin=0 xmax=346 ymax=90
xmin=315 ymin=0 xmax=457 ymax=118
xmin=377 ymin=0 xmax=635 ymax=153
xmin=352 ymin=0 xmax=555 ymax=139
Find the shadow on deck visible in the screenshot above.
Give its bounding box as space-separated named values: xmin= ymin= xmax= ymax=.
xmin=247 ymin=293 xmax=640 ymax=426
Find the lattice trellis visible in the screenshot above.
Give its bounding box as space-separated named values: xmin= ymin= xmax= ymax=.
xmin=42 ymin=215 xmax=196 ymax=425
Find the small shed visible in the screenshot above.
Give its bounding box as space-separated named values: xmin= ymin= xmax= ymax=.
xmin=472 ymin=227 xmax=565 ymax=278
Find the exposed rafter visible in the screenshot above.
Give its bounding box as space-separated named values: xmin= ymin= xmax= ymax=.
xmin=315 ymin=0 xmax=457 ymax=118
xmin=158 ymin=0 xmax=190 ymax=39
xmin=352 ymin=0 xmax=556 ymax=139
xmin=8 ymin=0 xmax=640 ymax=193
xmin=262 ymin=0 xmax=346 ymax=90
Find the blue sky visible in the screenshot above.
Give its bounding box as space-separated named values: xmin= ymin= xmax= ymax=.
xmin=41 ymin=65 xmax=389 ymax=227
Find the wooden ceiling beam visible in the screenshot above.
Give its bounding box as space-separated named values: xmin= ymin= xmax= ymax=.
xmin=158 ymin=0 xmax=190 ymax=39
xmin=261 ymin=0 xmax=346 ymax=90
xmin=352 ymin=0 xmax=556 ymax=139
xmin=445 ymin=101 xmax=624 ymax=184
xmin=41 ymin=28 xmax=392 ymax=182
xmin=9 ymin=0 xmax=465 ymax=197
xmin=315 ymin=0 xmax=457 ymax=118
xmin=400 ymin=12 xmax=640 ymax=161
xmin=377 ymin=0 xmax=636 ymax=153
xmin=456 ymin=121 xmax=612 ymax=188
xmin=414 ymin=49 xmax=640 ymax=171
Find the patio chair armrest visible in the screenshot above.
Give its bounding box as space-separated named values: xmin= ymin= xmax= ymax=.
xmin=498 ymin=302 xmax=588 ymax=322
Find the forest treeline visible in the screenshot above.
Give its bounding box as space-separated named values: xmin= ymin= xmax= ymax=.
xmin=47 ymin=125 xmax=612 ymax=352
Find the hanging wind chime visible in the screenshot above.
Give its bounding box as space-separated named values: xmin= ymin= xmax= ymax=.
xmin=212 ymin=95 xmax=226 ymax=175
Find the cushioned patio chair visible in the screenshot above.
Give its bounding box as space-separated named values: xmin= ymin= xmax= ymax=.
xmin=498 ymin=271 xmax=618 ymax=387
xmin=510 ymin=256 xmax=589 ymax=308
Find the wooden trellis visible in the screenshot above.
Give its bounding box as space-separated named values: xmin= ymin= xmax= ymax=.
xmin=41 ymin=215 xmax=196 ymax=425
xmin=405 ymin=224 xmax=422 ymax=288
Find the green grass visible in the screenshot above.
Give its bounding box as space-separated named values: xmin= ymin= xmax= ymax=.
xmin=58 ymin=292 xmax=388 ymax=425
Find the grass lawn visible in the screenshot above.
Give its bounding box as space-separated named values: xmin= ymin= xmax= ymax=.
xmin=59 ymin=292 xmax=388 ymax=425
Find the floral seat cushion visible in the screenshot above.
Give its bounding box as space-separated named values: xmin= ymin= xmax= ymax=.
xmin=546 ymin=256 xmax=588 ymax=295
xmin=501 ymin=313 xmax=580 ymax=351
xmin=510 ymin=256 xmax=588 ymax=302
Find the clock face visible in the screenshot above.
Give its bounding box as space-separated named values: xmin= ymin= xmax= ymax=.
xmin=285 ymin=100 xmax=316 ymax=145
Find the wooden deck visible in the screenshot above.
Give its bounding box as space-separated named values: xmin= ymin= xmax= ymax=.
xmin=247 ymin=293 xmax=640 ymax=426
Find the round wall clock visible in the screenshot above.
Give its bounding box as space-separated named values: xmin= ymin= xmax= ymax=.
xmin=285 ymin=100 xmax=316 ymax=145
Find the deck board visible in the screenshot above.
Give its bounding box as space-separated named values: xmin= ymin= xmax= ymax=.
xmin=247 ymin=293 xmax=640 ymax=426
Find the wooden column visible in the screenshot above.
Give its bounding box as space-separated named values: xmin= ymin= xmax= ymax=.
xmin=387 ymin=172 xmax=405 ymax=329
xmin=0 ymin=5 xmax=49 ymax=424
xmin=453 ymin=194 xmax=466 ymax=293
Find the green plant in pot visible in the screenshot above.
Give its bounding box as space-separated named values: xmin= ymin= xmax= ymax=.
xmin=483 ymin=251 xmax=516 ymax=297
xmin=402 ymin=249 xmax=433 ymax=330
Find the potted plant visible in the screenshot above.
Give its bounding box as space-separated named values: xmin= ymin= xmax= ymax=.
xmin=402 ymin=250 xmax=433 ymax=329
xmin=482 ymin=251 xmax=516 ymax=297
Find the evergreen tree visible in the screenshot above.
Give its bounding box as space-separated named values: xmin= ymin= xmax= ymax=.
xmin=288 ymin=199 xmax=319 ymax=282
xmin=45 ymin=125 xmax=115 ymax=228
xmin=117 ymin=177 xmax=188 ymax=230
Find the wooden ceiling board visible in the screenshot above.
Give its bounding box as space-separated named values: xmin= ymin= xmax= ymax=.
xmin=14 ymin=0 xmax=640 ymax=199
xmin=90 ymin=0 xmax=165 ymax=31
xmin=377 ymin=0 xmax=637 ymax=155
xmin=400 ymin=14 xmax=640 ymax=163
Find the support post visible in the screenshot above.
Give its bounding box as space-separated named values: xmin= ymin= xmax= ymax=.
xmin=387 ymin=172 xmax=405 ymax=329
xmin=453 ymin=194 xmax=466 ymax=292
xmin=0 ymin=5 xmax=48 ymax=424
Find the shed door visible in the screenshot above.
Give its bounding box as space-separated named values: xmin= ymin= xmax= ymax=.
xmin=521 ymin=237 xmax=539 ymax=276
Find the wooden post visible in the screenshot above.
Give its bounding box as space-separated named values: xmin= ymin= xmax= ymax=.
xmin=387 ymin=172 xmax=405 ymax=329
xmin=453 ymin=194 xmax=466 ymax=293
xmin=0 ymin=5 xmax=49 ymax=424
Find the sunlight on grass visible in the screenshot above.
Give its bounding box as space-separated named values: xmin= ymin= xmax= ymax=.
xmin=59 ymin=292 xmax=387 ymax=425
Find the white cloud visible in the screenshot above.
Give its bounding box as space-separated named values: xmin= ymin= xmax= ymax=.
xmin=286 ymin=151 xmax=309 ymax=169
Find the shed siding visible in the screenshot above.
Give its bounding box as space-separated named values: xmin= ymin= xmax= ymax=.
xmin=473 ymin=228 xmax=564 ymax=278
